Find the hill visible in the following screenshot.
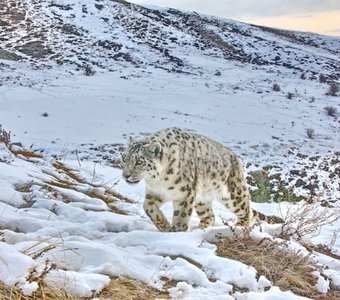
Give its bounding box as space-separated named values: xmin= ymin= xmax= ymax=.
xmin=1 ymin=0 xmax=340 ymax=77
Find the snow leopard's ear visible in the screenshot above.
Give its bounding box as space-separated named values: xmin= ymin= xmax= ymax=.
xmin=143 ymin=141 xmax=162 ymax=158
xmin=128 ymin=136 xmax=134 ymax=146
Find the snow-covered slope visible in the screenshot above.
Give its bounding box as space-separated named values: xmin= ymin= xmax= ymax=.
xmin=0 ymin=0 xmax=339 ymax=299
xmin=0 ymin=145 xmax=339 ymax=299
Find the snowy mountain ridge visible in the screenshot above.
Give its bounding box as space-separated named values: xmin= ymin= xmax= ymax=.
xmin=1 ymin=0 xmax=340 ymax=79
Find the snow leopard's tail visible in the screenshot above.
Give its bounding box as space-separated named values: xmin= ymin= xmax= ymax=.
xmin=252 ymin=209 xmax=284 ymax=224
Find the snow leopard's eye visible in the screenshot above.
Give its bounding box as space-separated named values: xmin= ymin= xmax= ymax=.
xmin=135 ymin=158 xmax=143 ymax=166
xmin=121 ymin=154 xmax=127 ymax=163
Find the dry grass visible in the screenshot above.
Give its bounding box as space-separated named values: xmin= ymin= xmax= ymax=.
xmin=0 ymin=127 xmax=11 ymax=146
xmin=11 ymin=149 xmax=43 ymax=159
xmin=279 ymin=203 xmax=340 ymax=241
xmin=15 ymin=183 xmax=33 ymax=193
xmin=0 ymin=280 xmax=78 ymax=300
xmin=11 ymin=158 xmax=134 ymax=215
xmin=99 ymin=277 xmax=170 ymax=300
xmin=105 ymin=189 xmax=134 ymax=204
xmin=216 ymin=232 xmax=340 ymax=299
xmin=0 ymin=277 xmax=169 ymax=300
xmin=2 ymin=128 xmax=133 ymax=212
xmin=52 ymin=161 xmax=86 ymax=184
xmin=304 ymin=242 xmax=340 ymax=260
xmin=42 ymin=182 xmax=128 ymax=215
xmin=0 ymin=127 xmax=43 ymax=159
xmin=51 ymin=161 xmax=133 ymax=209
xmin=1 ymin=237 xmax=169 ymax=299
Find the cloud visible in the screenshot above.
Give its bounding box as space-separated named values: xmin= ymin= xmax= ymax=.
xmin=130 ymin=0 xmax=340 ymax=19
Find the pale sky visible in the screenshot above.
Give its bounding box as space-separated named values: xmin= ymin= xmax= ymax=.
xmin=129 ymin=0 xmax=340 ymax=36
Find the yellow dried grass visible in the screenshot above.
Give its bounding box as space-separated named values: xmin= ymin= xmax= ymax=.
xmin=0 ymin=277 xmax=169 ymax=300
xmin=52 ymin=161 xmax=86 ymax=184
xmin=49 ymin=161 xmax=133 ymax=213
xmin=0 ymin=128 xmax=43 ymax=159
xmin=216 ymin=233 xmax=340 ymax=299
xmin=99 ymin=277 xmax=170 ymax=300
xmin=11 ymin=149 xmax=43 ymax=159
xmin=279 ymin=203 xmax=340 ymax=241
xmin=0 ymin=280 xmax=78 ymax=300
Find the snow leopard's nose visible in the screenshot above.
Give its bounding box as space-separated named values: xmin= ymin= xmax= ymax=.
xmin=122 ymin=170 xmax=131 ymax=181
xmin=123 ymin=174 xmax=130 ymax=181
xmin=122 ymin=170 xmax=140 ymax=184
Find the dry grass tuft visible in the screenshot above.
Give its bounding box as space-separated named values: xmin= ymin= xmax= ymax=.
xmin=52 ymin=161 xmax=86 ymax=184
xmin=15 ymin=183 xmax=33 ymax=193
xmin=11 ymin=149 xmax=43 ymax=159
xmin=86 ymin=189 xmax=128 ymax=215
xmin=0 ymin=277 xmax=169 ymax=300
xmin=216 ymin=231 xmax=340 ymax=299
xmin=279 ymin=203 xmax=340 ymax=241
xmin=105 ymin=189 xmax=134 ymax=204
xmin=304 ymin=242 xmax=340 ymax=260
xmin=0 ymin=127 xmax=43 ymax=159
xmin=0 ymin=127 xmax=11 ymax=146
xmin=0 ymin=280 xmax=78 ymax=300
xmin=99 ymin=277 xmax=170 ymax=300
xmin=50 ymin=161 xmax=132 ymax=213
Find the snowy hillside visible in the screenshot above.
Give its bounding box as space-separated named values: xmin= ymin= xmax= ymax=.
xmin=1 ymin=0 xmax=340 ymax=77
xmin=0 ymin=0 xmax=340 ymax=299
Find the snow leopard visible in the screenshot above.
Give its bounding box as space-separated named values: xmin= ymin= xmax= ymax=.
xmin=122 ymin=127 xmax=283 ymax=232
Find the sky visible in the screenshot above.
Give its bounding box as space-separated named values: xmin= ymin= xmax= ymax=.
xmin=129 ymin=0 xmax=340 ymax=36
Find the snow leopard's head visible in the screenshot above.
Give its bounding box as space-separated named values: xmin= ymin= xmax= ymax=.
xmin=122 ymin=137 xmax=163 ymax=184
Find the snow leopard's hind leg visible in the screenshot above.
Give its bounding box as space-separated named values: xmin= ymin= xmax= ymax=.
xmin=226 ymin=157 xmax=284 ymax=226
xmin=225 ymin=157 xmax=252 ymax=226
xmin=195 ymin=201 xmax=215 ymax=229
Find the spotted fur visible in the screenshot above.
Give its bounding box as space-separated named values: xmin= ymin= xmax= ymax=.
xmin=122 ymin=128 xmax=283 ymax=232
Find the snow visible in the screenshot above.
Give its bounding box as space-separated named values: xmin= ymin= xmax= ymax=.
xmin=0 ymin=0 xmax=339 ymax=298
xmin=0 ymin=63 xmax=339 ymax=299
xmin=44 ymin=270 xmax=110 ymax=298
xmin=0 ymin=149 xmax=339 ymax=298
xmin=313 ymin=271 xmax=329 ymax=294
xmin=0 ymin=242 xmax=38 ymax=295
xmin=234 ymin=287 xmax=311 ymax=300
xmin=169 ymin=281 xmax=233 ymax=300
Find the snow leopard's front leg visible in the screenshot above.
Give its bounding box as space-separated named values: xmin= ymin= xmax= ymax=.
xmin=171 ymin=191 xmax=195 ymax=232
xmin=144 ymin=192 xmax=171 ymax=232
